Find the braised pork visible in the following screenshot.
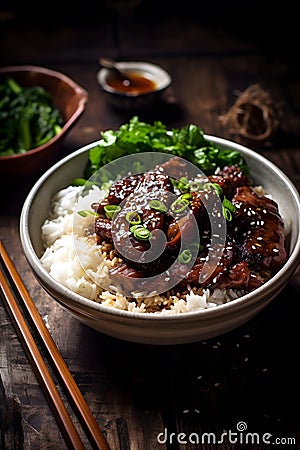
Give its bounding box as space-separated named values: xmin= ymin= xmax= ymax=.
xmin=89 ymin=158 xmax=287 ymax=296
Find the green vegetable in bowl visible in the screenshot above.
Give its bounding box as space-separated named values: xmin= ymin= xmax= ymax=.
xmin=0 ymin=76 xmax=64 ymax=156
xmin=83 ymin=116 xmax=248 ymax=179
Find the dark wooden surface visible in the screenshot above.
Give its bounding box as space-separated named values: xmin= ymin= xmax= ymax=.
xmin=1 ymin=2 xmax=300 ymax=449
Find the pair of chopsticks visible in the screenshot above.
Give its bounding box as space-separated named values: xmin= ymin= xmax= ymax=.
xmin=0 ymin=240 xmax=110 ymax=450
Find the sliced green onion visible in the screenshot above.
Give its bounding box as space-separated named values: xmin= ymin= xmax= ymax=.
xmin=188 ymin=181 xmax=203 ymax=192
xmin=181 ymin=192 xmax=193 ymax=201
xmin=222 ymin=197 xmax=236 ymax=221
xmin=129 ymin=224 xmax=144 ymax=233
xmin=125 ymin=211 xmax=141 ymax=225
xmin=133 ymin=226 xmax=151 ymax=240
xmin=177 ymin=177 xmax=190 ymax=191
xmin=223 ymin=209 xmax=233 ymax=221
xmin=170 ymin=177 xmax=179 ymax=189
xmin=149 ymin=199 xmax=168 ymax=213
xmin=77 ymin=209 xmax=99 ymax=217
xmin=104 ymin=204 xmax=121 ymax=219
xmin=178 ymin=249 xmax=193 ymax=264
xmin=207 ymin=182 xmax=223 ymax=196
xmin=223 ymin=197 xmax=236 ymax=212
xmin=170 ymin=197 xmax=190 ymax=214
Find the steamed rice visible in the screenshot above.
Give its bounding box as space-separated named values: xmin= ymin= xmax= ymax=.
xmin=40 ymin=185 xmax=247 ymax=314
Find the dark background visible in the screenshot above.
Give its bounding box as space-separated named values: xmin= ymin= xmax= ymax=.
xmin=1 ymin=2 xmax=300 ymax=449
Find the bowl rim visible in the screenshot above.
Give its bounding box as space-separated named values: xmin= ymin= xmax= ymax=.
xmin=96 ymin=61 xmax=172 ymax=97
xmin=0 ymin=65 xmax=88 ymax=160
xmin=20 ymin=135 xmax=300 ymax=322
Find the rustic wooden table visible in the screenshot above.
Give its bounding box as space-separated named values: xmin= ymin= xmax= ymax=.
xmin=1 ymin=2 xmax=300 ymax=449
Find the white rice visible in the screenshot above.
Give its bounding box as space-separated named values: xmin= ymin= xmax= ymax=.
xmin=40 ymin=185 xmax=246 ymax=314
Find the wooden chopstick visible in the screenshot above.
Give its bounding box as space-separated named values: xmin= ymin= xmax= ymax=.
xmin=0 ymin=240 xmax=110 ymax=450
xmin=0 ymin=259 xmax=85 ymax=449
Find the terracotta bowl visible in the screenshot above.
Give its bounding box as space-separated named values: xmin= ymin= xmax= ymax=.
xmin=19 ymin=136 xmax=300 ymax=345
xmin=0 ymin=65 xmax=88 ymax=177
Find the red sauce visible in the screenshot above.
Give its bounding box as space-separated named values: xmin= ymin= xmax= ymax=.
xmin=107 ymin=72 xmax=157 ymax=95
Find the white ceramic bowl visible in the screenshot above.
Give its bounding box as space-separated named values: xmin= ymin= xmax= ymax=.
xmin=20 ymin=136 xmax=300 ymax=345
xmin=96 ymin=61 xmax=171 ymax=111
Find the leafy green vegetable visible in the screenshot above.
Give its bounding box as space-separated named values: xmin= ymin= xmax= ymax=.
xmin=0 ymin=76 xmax=64 ymax=156
xmin=83 ymin=116 xmax=248 ymax=179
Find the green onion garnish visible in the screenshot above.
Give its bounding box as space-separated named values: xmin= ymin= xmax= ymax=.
xmin=133 ymin=226 xmax=152 ymax=241
xmin=104 ymin=204 xmax=121 ymax=219
xmin=177 ymin=177 xmax=190 ymax=191
xmin=125 ymin=211 xmax=141 ymax=225
xmin=129 ymin=224 xmax=144 ymax=233
xmin=207 ymin=182 xmax=223 ymax=196
xmin=170 ymin=197 xmax=190 ymax=214
xmin=178 ymin=249 xmax=193 ymax=264
xmin=149 ymin=199 xmax=168 ymax=213
xmin=77 ymin=210 xmax=99 ymax=217
xmin=181 ymin=192 xmax=193 ymax=201
xmin=222 ymin=197 xmax=236 ymax=221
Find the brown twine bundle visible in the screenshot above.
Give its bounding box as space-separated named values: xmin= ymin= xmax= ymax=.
xmin=219 ymin=84 xmax=279 ymax=146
